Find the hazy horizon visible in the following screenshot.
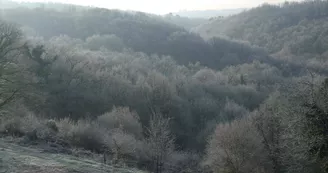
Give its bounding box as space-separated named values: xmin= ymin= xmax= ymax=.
xmin=10 ymin=0 xmax=303 ymax=14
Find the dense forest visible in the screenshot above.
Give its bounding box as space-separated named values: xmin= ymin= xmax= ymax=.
xmin=1 ymin=0 xmax=328 ymax=173
xmin=194 ymin=0 xmax=328 ymax=72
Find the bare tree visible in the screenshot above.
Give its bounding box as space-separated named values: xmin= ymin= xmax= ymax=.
xmin=0 ymin=21 xmax=29 ymax=109
xmin=0 ymin=22 xmax=22 ymax=60
xmin=146 ymin=112 xmax=175 ymax=173
xmin=205 ymin=117 xmax=269 ymax=173
xmin=252 ymin=92 xmax=292 ymax=173
xmin=110 ymin=128 xmax=138 ymax=166
xmin=253 ymin=108 xmax=283 ymax=173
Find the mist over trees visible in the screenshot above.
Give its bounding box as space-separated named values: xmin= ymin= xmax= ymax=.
xmin=0 ymin=5 xmax=269 ymax=70
xmin=1 ymin=1 xmax=328 ymax=173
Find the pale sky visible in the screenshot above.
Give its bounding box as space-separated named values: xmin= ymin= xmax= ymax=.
xmin=13 ymin=0 xmax=301 ymax=14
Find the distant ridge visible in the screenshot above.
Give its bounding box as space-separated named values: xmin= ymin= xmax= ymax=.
xmin=171 ymin=8 xmax=246 ymax=18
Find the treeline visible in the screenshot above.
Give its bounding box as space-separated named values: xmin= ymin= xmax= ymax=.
xmin=1 ymin=0 xmax=89 ymax=11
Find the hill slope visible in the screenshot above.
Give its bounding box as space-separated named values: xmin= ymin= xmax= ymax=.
xmin=1 ymin=6 xmax=268 ymax=69
xmin=0 ymin=139 xmax=143 ymax=173
xmin=194 ymin=0 xmax=328 ymax=70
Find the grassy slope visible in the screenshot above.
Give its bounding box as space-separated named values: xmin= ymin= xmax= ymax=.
xmin=0 ymin=139 xmax=144 ymax=173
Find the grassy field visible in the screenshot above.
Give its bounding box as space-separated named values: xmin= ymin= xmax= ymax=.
xmin=0 ymin=139 xmax=145 ymax=173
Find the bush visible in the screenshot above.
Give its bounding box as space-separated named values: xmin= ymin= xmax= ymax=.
xmin=106 ymin=128 xmax=140 ymax=166
xmin=67 ymin=120 xmax=108 ymax=152
xmin=97 ymin=107 xmax=143 ymax=138
xmin=0 ymin=113 xmax=41 ymax=136
xmin=0 ymin=117 xmax=24 ymax=136
xmin=56 ymin=117 xmax=147 ymax=165
xmin=57 ymin=117 xmax=143 ymax=155
xmin=56 ymin=118 xmax=74 ymax=140
xmin=165 ymin=152 xmax=202 ymax=173
xmin=205 ymin=117 xmax=267 ymax=173
xmin=45 ymin=120 xmax=58 ymax=132
xmin=0 ymin=105 xmax=36 ymax=136
xmin=20 ymin=114 xmax=43 ymax=133
xmin=0 ymin=113 xmax=59 ymax=142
